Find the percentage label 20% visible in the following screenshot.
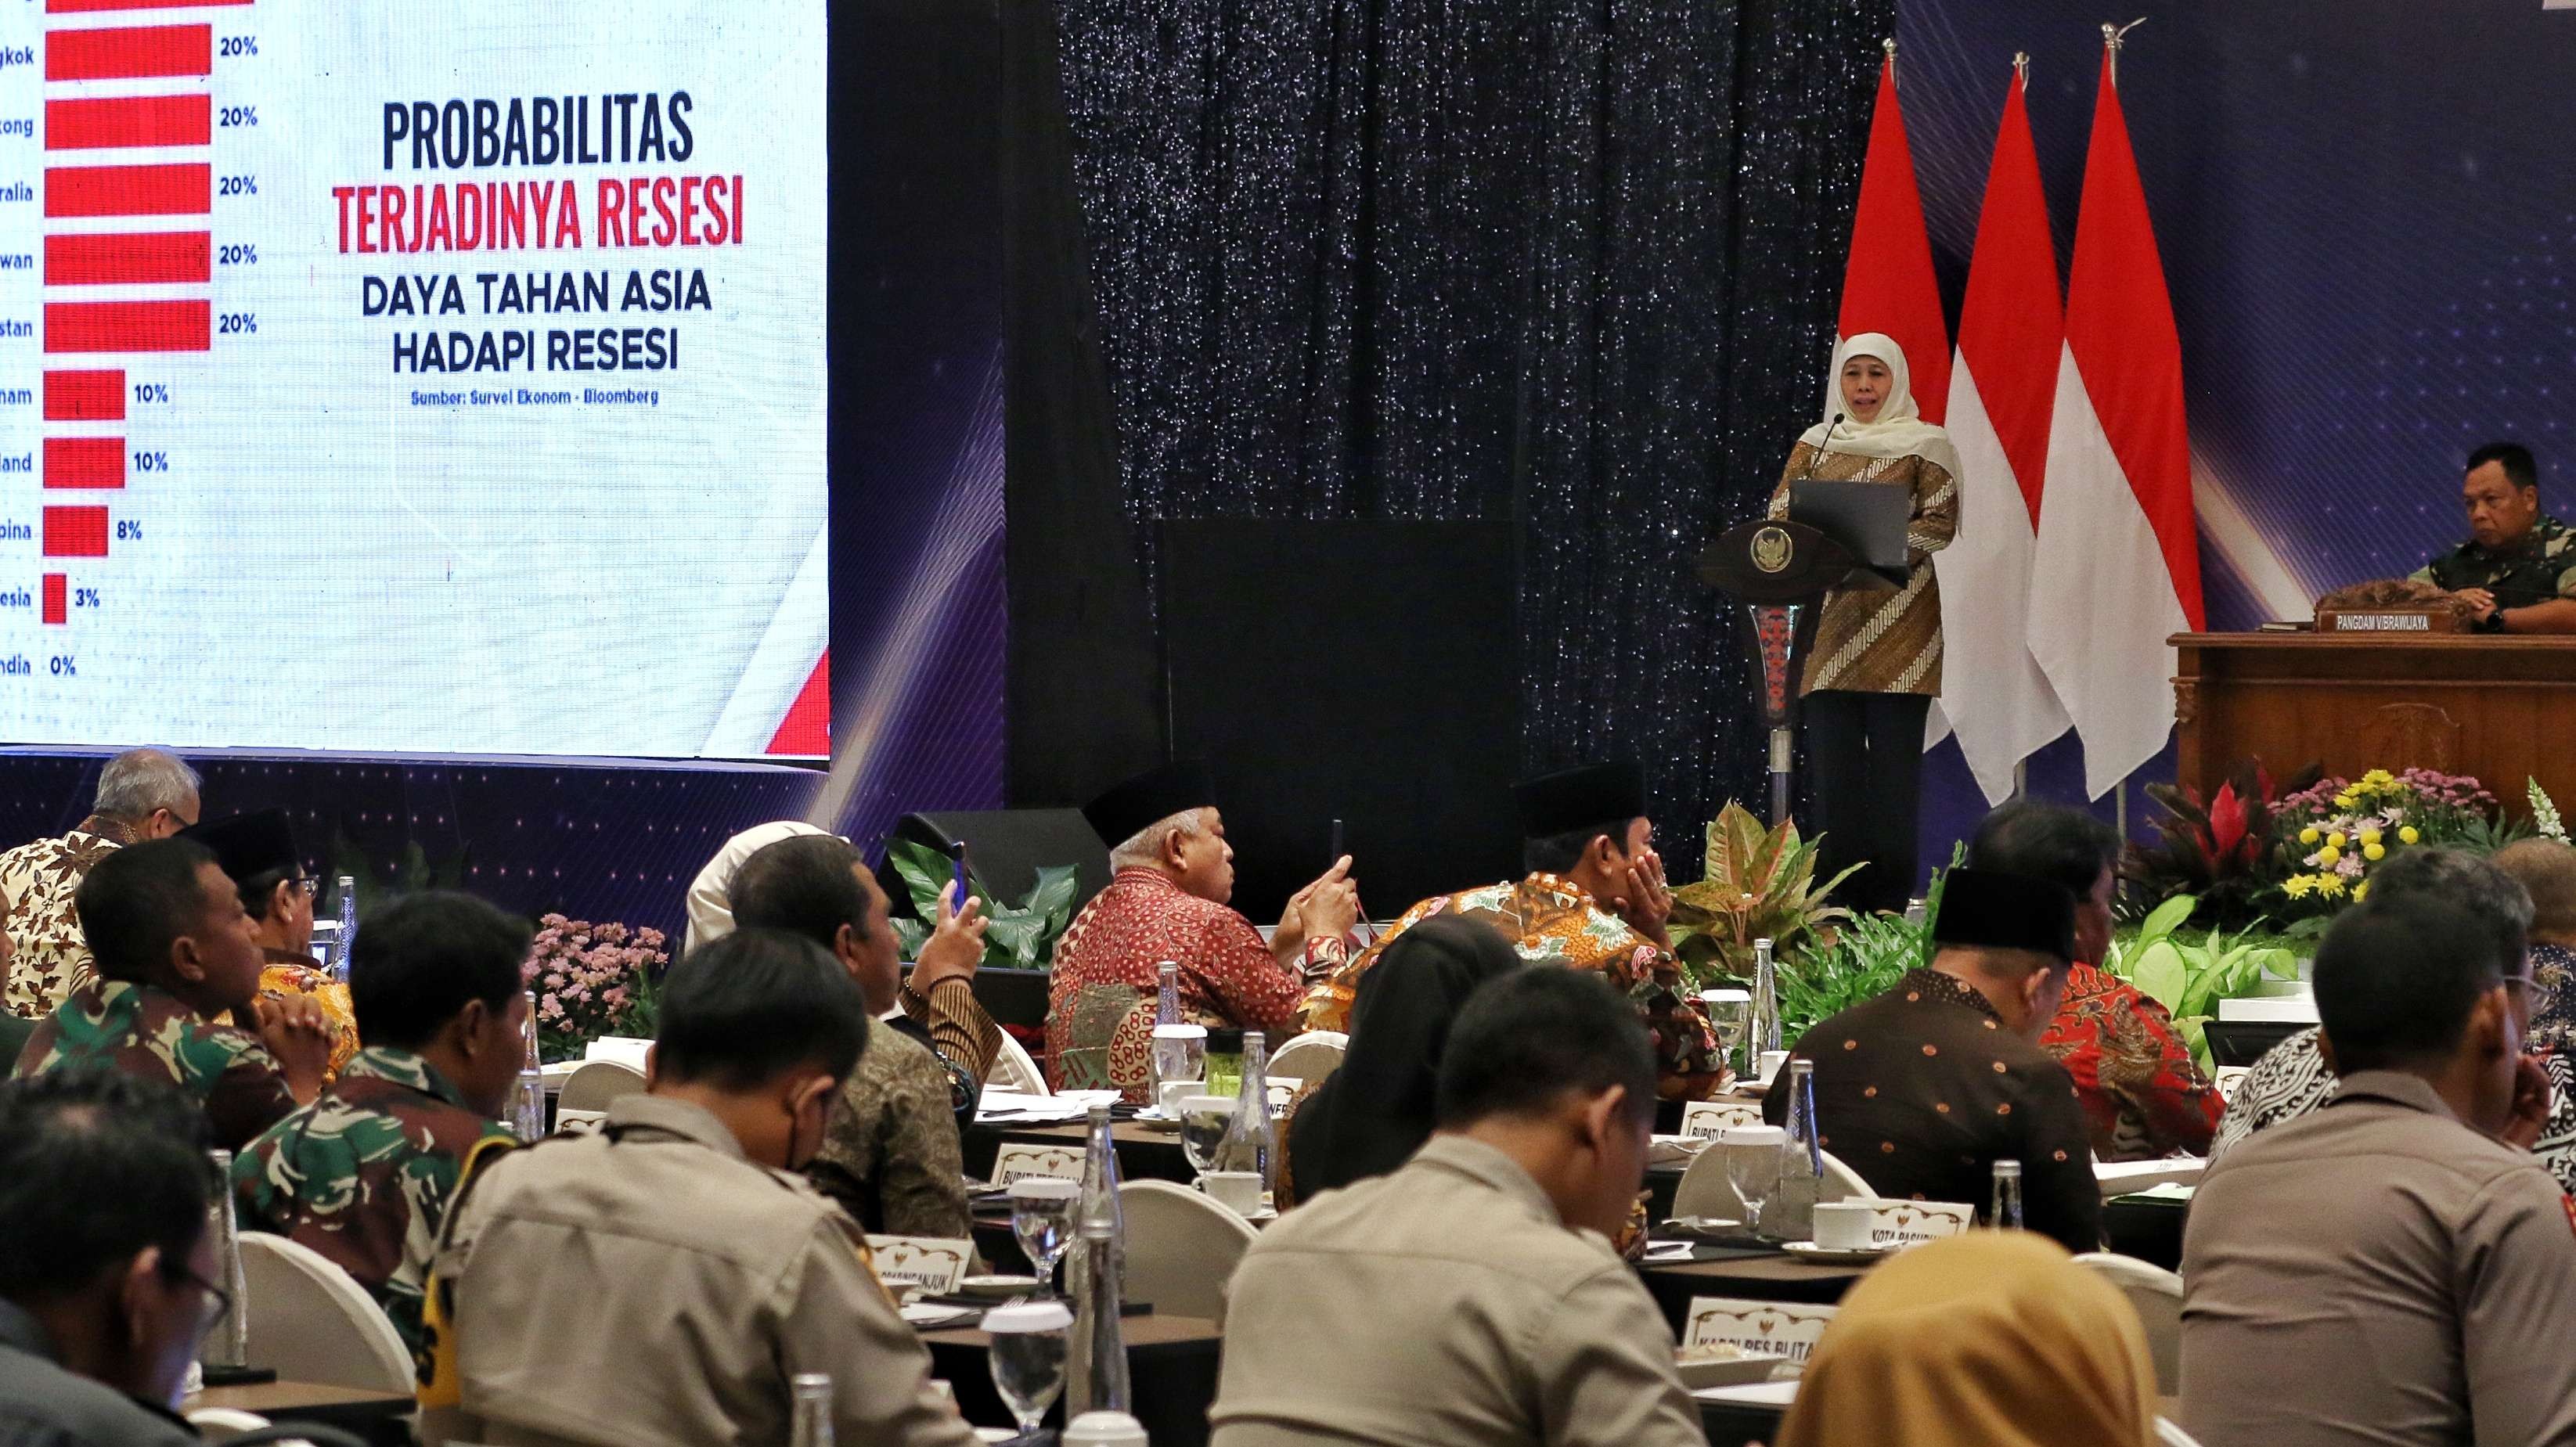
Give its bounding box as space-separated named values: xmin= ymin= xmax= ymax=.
xmin=218 ymin=106 xmax=258 ymax=128
xmin=218 ymin=35 xmax=257 ymax=56
xmin=218 ymin=175 xmax=258 ymax=198
xmin=218 ymin=314 xmax=257 ymax=335
xmin=218 ymin=244 xmax=257 ymax=266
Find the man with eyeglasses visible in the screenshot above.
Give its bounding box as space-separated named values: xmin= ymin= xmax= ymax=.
xmin=2182 ymin=894 xmax=2576 ymax=1446
xmin=0 ymin=1067 xmax=228 ymax=1445
xmin=183 ymin=811 xmax=360 ymax=1078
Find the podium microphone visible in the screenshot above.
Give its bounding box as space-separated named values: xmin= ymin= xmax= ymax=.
xmin=1801 ymin=413 xmax=1846 ymax=482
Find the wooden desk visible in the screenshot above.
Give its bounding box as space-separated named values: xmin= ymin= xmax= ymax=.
xmin=188 ymin=1380 xmax=413 ymax=1445
xmin=2172 ymin=633 xmax=2576 ymax=808
xmin=924 ymin=1313 xmax=1221 ymax=1446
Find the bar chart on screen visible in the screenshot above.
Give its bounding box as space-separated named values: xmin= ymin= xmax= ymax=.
xmin=13 ymin=0 xmax=245 ymax=651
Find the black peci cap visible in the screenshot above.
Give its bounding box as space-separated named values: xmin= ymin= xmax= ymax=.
xmin=1929 ymin=869 xmax=2078 ymax=963
xmin=1515 ymin=760 xmax=1648 ymax=840
xmin=1083 ymin=760 xmax=1218 ymax=848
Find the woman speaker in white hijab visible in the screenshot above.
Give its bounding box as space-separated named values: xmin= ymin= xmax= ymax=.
xmin=1764 ymin=333 xmax=1960 ymax=916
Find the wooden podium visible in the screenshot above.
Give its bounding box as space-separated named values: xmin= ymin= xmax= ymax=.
xmin=2171 ymin=633 xmax=2576 ymax=814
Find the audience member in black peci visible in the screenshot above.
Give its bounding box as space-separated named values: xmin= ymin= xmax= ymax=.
xmin=0 ymin=1068 xmax=225 ymax=1446
xmin=1767 ymin=867 xmax=2100 ymax=1253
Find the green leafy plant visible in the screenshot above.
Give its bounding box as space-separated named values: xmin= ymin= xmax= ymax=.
xmin=1668 ymin=801 xmax=1862 ymax=987
xmin=1770 ymin=845 xmax=1960 ymax=1043
xmin=2102 ymin=893 xmax=2301 ymax=1074
xmin=882 ymin=839 xmax=1082 ymax=971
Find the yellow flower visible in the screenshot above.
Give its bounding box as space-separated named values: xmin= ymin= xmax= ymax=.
xmin=2335 ymin=792 xmax=2358 ymax=810
xmin=2362 ymin=768 xmax=2396 ymax=787
xmin=2399 ymin=826 xmax=2421 ymax=845
xmin=2316 ymin=874 xmax=2348 ymax=898
xmin=2316 ymin=845 xmax=2343 ymax=866
xmin=2282 ymin=875 xmax=2316 ymax=899
xmin=2327 ymin=831 xmax=2348 ymax=848
xmin=2363 ymin=843 xmax=2386 ymax=862
xmin=2358 ymin=827 xmax=2383 ymax=847
xmin=2298 ymin=826 xmax=2321 ymax=845
xmin=2354 ymin=880 xmax=2369 ymax=902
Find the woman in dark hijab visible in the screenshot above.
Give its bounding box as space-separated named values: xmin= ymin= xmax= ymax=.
xmin=1284 ymin=912 xmax=1523 ymax=1201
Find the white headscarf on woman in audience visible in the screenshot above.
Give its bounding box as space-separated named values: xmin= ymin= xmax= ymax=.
xmin=683 ymin=821 xmax=830 ymax=954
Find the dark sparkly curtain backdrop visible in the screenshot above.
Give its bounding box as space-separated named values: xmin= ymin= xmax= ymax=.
xmin=1054 ymin=0 xmax=1897 ymax=868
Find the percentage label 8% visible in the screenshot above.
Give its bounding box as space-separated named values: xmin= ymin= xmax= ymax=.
xmin=116 ymin=520 xmax=142 ymax=541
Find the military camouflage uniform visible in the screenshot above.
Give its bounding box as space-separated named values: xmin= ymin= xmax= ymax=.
xmin=233 ymin=1046 xmax=515 ymax=1354
xmin=0 ymin=814 xmax=135 ymax=1019
xmin=2411 ymin=515 xmax=2576 ymax=610
xmin=13 ymin=976 xmax=298 ymax=1152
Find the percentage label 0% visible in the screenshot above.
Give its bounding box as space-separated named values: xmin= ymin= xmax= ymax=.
xmin=49 ymin=657 xmax=74 ymax=677
xmin=132 ymin=383 xmax=168 ymax=404
xmin=218 ymin=175 xmax=258 ymax=197
xmin=74 ymin=588 xmax=99 ymax=609
xmin=132 ymin=452 xmax=168 ymax=473
xmin=218 ymin=106 xmax=258 ymax=128
xmin=218 ymin=244 xmax=257 ymax=266
xmin=218 ymin=35 xmax=257 ymax=56
xmin=115 ymin=520 xmax=142 ymax=541
xmin=218 ymin=314 xmax=257 ymax=335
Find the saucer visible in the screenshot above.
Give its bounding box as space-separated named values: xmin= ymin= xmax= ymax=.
xmin=1782 ymin=1240 xmax=1902 ymax=1265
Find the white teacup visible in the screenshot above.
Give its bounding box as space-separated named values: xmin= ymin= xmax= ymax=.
xmin=1194 ymin=1170 xmax=1264 ymax=1217
xmin=1158 ymin=1078 xmax=1205 ymax=1117
xmin=1810 ymin=1200 xmax=1878 ymax=1251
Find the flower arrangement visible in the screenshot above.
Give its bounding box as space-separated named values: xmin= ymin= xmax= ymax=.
xmin=521 ymin=915 xmax=668 ymax=1063
xmin=2264 ymin=768 xmax=2506 ymax=920
xmin=2129 ymin=759 xmax=2322 ymax=929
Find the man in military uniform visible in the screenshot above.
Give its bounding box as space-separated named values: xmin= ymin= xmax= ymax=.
xmin=12 ymin=838 xmax=333 ymax=1152
xmin=232 ymin=891 xmax=529 ymax=1353
xmin=2411 ymin=441 xmax=2576 ymax=632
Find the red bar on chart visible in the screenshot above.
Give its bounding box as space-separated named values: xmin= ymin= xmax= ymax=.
xmin=45 ymin=24 xmax=210 ymax=81
xmin=43 ymin=437 xmax=124 ymax=490
xmin=42 ymin=370 xmax=124 ymax=421
xmin=46 ymin=95 xmax=211 ymax=150
xmin=45 ymin=164 xmax=210 ymax=218
xmin=45 ymin=301 xmax=211 ymax=353
xmin=50 ymin=0 xmax=249 ymax=12
xmin=46 ymin=232 xmax=209 ymax=286
xmin=41 ymin=576 xmax=67 ymax=627
xmin=43 ymin=507 xmax=110 ymax=559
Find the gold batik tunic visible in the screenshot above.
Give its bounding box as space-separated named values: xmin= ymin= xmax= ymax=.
xmin=1765 ymin=444 xmax=1957 ymax=696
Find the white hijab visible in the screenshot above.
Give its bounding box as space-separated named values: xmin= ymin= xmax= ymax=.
xmin=1799 ymin=332 xmax=1963 ymax=481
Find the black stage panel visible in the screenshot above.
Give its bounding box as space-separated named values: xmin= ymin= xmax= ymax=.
xmin=1158 ymin=520 xmax=1522 ymax=924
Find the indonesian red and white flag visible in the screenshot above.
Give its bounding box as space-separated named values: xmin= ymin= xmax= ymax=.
xmin=1934 ymin=70 xmax=2071 ymax=805
xmin=2029 ymin=52 xmax=2204 ymax=800
xmin=1837 ymin=51 xmax=1950 ymax=426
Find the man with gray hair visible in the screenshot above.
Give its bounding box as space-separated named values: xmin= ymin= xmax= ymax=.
xmin=1 ymin=750 xmax=201 ymax=1019
xmin=1045 ymin=761 xmax=1359 ymax=1099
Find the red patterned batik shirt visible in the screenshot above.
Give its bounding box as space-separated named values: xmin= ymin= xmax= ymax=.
xmin=2038 ymin=962 xmax=2224 ymax=1161
xmin=1045 ymin=869 xmax=1321 ymax=1102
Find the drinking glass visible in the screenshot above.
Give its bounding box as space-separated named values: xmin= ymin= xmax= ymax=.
xmin=983 ymin=1299 xmax=1070 ymax=1442
xmin=1151 ymin=1024 xmax=1208 ymax=1112
xmin=1007 ymin=1178 xmax=1078 ymax=1287
xmin=1719 ymin=1125 xmax=1787 ymax=1238
xmin=1178 ymin=1095 xmax=1235 ymax=1175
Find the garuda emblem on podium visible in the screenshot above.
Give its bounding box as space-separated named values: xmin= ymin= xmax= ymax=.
xmin=1750 ymin=525 xmax=1792 ymax=574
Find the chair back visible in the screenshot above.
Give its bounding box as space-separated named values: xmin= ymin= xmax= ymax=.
xmin=1677 ymin=1099 xmax=1764 ymax=1141
xmin=1669 ymin=1142 xmax=1747 ymax=1222
xmin=1115 ymin=1179 xmax=1259 ymax=1325
xmin=2156 ymin=1417 xmax=2207 ymax=1447
xmin=1816 ymin=1149 xmax=1873 ymax=1202
xmin=188 ymin=1407 xmax=274 ymax=1442
xmin=1683 ymin=1296 xmax=1836 ymax=1364
xmin=557 ymin=1060 xmax=646 ymax=1113
xmin=2073 ymin=1251 xmax=2185 ymax=1398
xmin=1266 ymin=1032 xmax=1346 ymax=1087
xmin=2214 ymin=1065 xmax=2250 ymax=1098
xmin=236 ymin=1233 xmax=415 ymax=1394
xmin=989 ymin=1031 xmax=1049 ymax=1094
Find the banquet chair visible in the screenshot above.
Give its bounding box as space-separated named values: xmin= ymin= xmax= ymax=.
xmin=557 ymin=1060 xmax=647 ymax=1113
xmin=236 ymin=1233 xmax=416 ymax=1394
xmin=2156 ymin=1419 xmax=2207 ymax=1446
xmin=2214 ymin=1065 xmax=2251 ymax=1098
xmin=186 ymin=1410 xmax=367 ymax=1447
xmin=1267 ymin=1032 xmax=1347 ymax=1087
xmin=989 ymin=1030 xmax=1049 ymax=1094
xmin=1116 ymin=1179 xmax=1259 ymax=1326
xmin=2073 ymin=1251 xmax=2185 ymax=1397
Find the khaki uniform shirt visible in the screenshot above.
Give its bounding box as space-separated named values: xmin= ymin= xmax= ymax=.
xmin=2181 ymin=1070 xmax=2576 ymax=1447
xmin=1210 ymin=1134 xmax=1704 ymax=1447
xmin=437 ymin=1093 xmax=976 ymax=1447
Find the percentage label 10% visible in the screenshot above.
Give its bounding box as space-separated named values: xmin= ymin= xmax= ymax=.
xmin=132 ymin=452 xmax=167 ymax=473
xmin=132 ymin=383 xmax=168 ymax=404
